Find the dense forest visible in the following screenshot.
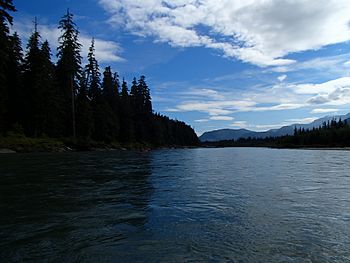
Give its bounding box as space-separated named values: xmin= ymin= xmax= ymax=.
xmin=0 ymin=1 xmax=199 ymax=150
xmin=203 ymin=119 xmax=350 ymax=148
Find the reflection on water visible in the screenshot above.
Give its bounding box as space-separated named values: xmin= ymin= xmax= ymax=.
xmin=1 ymin=148 xmax=350 ymax=262
xmin=0 ymin=151 xmax=153 ymax=262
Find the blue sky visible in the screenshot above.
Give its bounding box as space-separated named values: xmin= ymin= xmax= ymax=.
xmin=11 ymin=0 xmax=350 ymax=135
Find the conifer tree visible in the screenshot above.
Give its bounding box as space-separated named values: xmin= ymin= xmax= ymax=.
xmin=85 ymin=39 xmax=118 ymax=142
xmin=6 ymin=32 xmax=23 ymax=129
xmin=56 ymin=10 xmax=82 ymax=138
xmin=22 ymin=23 xmax=42 ymax=136
xmin=76 ymin=70 xmax=93 ymax=138
xmin=102 ymin=66 xmax=115 ymax=102
xmin=23 ymin=24 xmax=60 ymax=136
xmin=0 ymin=0 xmax=16 ymax=132
xmin=120 ymin=78 xmax=133 ymax=142
xmin=37 ymin=40 xmax=62 ymax=136
xmin=86 ymin=38 xmax=100 ymax=102
xmin=138 ymin=75 xmax=152 ymax=115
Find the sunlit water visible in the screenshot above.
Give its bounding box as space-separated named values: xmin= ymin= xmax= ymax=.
xmin=1 ymin=148 xmax=350 ymax=262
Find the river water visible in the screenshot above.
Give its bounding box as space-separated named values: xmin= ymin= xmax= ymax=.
xmin=1 ymin=148 xmax=350 ymax=262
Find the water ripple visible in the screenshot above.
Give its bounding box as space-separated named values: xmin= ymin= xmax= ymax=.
xmin=1 ymin=148 xmax=350 ymax=262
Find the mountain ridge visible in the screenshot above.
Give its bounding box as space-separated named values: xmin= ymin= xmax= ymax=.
xmin=200 ymin=113 xmax=350 ymax=142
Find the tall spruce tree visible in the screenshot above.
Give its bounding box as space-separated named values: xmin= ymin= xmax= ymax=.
xmin=22 ymin=23 xmax=42 ymax=136
xmin=119 ymin=78 xmax=133 ymax=142
xmin=76 ymin=70 xmax=93 ymax=138
xmin=56 ymin=9 xmax=82 ymax=138
xmin=37 ymin=40 xmax=62 ymax=136
xmin=130 ymin=77 xmax=142 ymax=116
xmin=0 ymin=0 xmax=16 ymax=132
xmin=23 ymin=23 xmax=60 ymax=137
xmin=138 ymin=75 xmax=152 ymax=115
xmin=102 ymin=66 xmax=119 ymax=110
xmin=86 ymin=38 xmax=100 ymax=102
xmin=6 ymin=32 xmax=23 ymax=130
xmin=85 ymin=39 xmax=118 ymax=142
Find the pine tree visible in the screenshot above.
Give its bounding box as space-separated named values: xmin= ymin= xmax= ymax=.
xmin=119 ymin=78 xmax=133 ymax=142
xmin=22 ymin=23 xmax=42 ymax=136
xmin=102 ymin=66 xmax=120 ymax=110
xmin=76 ymin=71 xmax=93 ymax=138
xmin=86 ymin=38 xmax=100 ymax=102
xmin=6 ymin=32 xmax=23 ymax=130
xmin=0 ymin=0 xmax=16 ymax=132
xmin=23 ymin=24 xmax=60 ymax=137
xmin=138 ymin=75 xmax=152 ymax=115
xmin=37 ymin=40 xmax=62 ymax=136
xmin=130 ymin=77 xmax=140 ymax=112
xmin=85 ymin=39 xmax=118 ymax=142
xmin=56 ymin=9 xmax=82 ymax=138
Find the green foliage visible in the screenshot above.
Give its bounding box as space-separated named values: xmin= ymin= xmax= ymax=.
xmin=0 ymin=6 xmax=199 ymax=149
xmin=0 ymin=135 xmax=65 ymax=152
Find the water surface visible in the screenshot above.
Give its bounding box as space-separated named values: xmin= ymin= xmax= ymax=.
xmin=1 ymin=148 xmax=350 ymax=262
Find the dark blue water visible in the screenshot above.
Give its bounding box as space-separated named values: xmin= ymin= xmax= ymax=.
xmin=1 ymin=148 xmax=350 ymax=262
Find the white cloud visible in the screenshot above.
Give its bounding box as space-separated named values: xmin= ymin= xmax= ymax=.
xmin=194 ymin=119 xmax=209 ymax=123
xmin=293 ymin=77 xmax=350 ymax=95
xmin=255 ymin=124 xmax=285 ymax=130
xmin=278 ymin=74 xmax=287 ymax=82
xmin=286 ymin=117 xmax=318 ymax=124
xmin=272 ymin=53 xmax=350 ymax=73
xmin=99 ymin=0 xmax=350 ymax=66
xmin=164 ymin=76 xmax=350 ymax=118
xmin=311 ymin=108 xmax=339 ymax=114
xmin=14 ymin=21 xmax=124 ymax=63
xmin=254 ymin=117 xmax=317 ymax=131
xmin=210 ymin=116 xmax=234 ymax=121
xmin=230 ymin=121 xmax=248 ymax=129
xmin=182 ymin=88 xmax=226 ymax=100
xmin=167 ymin=100 xmax=256 ymax=116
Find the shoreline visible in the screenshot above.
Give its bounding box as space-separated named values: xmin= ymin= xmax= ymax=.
xmin=2 ymin=137 xmax=350 ymax=153
xmin=0 ymin=136 xmax=199 ymax=154
xmin=201 ymin=145 xmax=350 ymax=151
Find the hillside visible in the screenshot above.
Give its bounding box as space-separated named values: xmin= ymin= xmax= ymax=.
xmin=200 ymin=113 xmax=350 ymax=142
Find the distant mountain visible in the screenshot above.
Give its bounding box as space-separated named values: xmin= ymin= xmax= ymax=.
xmin=200 ymin=113 xmax=350 ymax=142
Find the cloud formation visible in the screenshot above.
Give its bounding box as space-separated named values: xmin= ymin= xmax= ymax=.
xmin=99 ymin=0 xmax=350 ymax=66
xmin=164 ymin=77 xmax=350 ymax=122
xmin=311 ymin=108 xmax=338 ymax=114
xmin=14 ymin=21 xmax=124 ymax=63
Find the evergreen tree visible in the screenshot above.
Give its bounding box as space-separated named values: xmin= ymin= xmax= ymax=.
xmin=0 ymin=0 xmax=16 ymax=132
xmin=86 ymin=38 xmax=100 ymax=102
xmin=22 ymin=23 xmax=42 ymax=136
xmin=0 ymin=6 xmax=200 ymax=147
xmin=85 ymin=39 xmax=118 ymax=142
xmin=102 ymin=66 xmax=120 ymax=138
xmin=23 ymin=24 xmax=60 ymax=137
xmin=37 ymin=40 xmax=62 ymax=136
xmin=76 ymin=71 xmax=93 ymax=138
xmin=6 ymin=32 xmax=23 ymax=129
xmin=119 ymin=78 xmax=133 ymax=142
xmin=138 ymin=75 xmax=152 ymax=115
xmin=56 ymin=9 xmax=82 ymax=138
xmin=130 ymin=77 xmax=141 ymax=114
xmin=102 ymin=66 xmax=120 ymax=102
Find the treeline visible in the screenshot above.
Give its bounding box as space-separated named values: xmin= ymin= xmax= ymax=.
xmin=203 ymin=119 xmax=350 ymax=148
xmin=0 ymin=1 xmax=199 ymax=147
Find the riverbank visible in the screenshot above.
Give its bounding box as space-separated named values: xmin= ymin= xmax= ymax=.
xmin=0 ymin=135 xmax=198 ymax=153
xmin=201 ymin=144 xmax=350 ymax=150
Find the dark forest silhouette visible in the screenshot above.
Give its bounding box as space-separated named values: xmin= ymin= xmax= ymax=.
xmin=203 ymin=119 xmax=350 ymax=148
xmin=0 ymin=1 xmax=199 ymax=149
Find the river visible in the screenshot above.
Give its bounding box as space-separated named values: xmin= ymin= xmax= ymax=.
xmin=1 ymin=148 xmax=350 ymax=262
